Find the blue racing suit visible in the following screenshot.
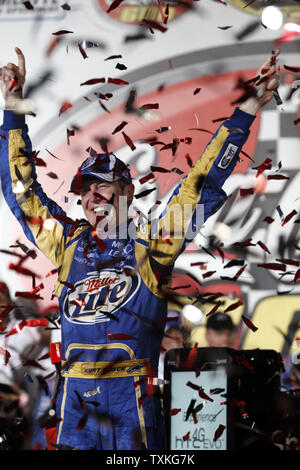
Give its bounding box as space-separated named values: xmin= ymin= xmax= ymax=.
xmin=0 ymin=108 xmax=255 ymax=450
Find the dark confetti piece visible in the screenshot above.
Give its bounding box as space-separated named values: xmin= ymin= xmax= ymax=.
xmin=214 ymin=424 xmax=226 ymax=441
xmin=224 ymin=299 xmax=243 ymax=313
xmin=112 ymin=121 xmax=127 ymax=136
xmin=108 ymin=77 xmax=128 ymax=85
xmin=61 ymin=3 xmax=71 ymax=10
xmin=59 ymin=101 xmax=72 ymax=116
xmin=122 ymin=131 xmax=136 ymax=151
xmin=242 ymin=315 xmax=258 ymax=332
xmin=257 ymin=263 xmax=286 ymax=271
xmin=23 ymin=1 xmax=33 ymax=9
xmin=107 ymin=0 xmax=125 ymax=13
xmin=115 ymin=63 xmax=127 ymax=71
xmin=80 ymin=78 xmax=105 ymax=86
xmin=52 ymin=30 xmax=73 ymax=36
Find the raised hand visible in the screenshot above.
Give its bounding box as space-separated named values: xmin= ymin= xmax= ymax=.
xmin=0 ymin=47 xmax=26 ymax=109
xmin=240 ymin=49 xmax=281 ymax=115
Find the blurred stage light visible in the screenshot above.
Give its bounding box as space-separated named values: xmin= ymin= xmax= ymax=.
xmin=182 ymin=303 xmax=204 ymax=326
xmin=261 ymin=6 xmax=283 ymax=30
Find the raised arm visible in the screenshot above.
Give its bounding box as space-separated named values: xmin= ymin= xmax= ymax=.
xmin=142 ymin=51 xmax=280 ymax=280
xmin=0 ymin=49 xmax=75 ymax=268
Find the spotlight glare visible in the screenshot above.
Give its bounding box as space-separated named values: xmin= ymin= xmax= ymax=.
xmin=261 ymin=6 xmax=283 ymax=31
xmin=182 ymin=304 xmax=204 ymax=326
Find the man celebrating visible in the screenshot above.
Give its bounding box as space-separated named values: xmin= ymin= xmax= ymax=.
xmin=0 ymin=48 xmax=279 ymax=450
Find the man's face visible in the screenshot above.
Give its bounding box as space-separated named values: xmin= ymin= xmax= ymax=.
xmin=205 ymin=328 xmax=235 ymax=348
xmin=80 ymin=177 xmax=134 ymax=229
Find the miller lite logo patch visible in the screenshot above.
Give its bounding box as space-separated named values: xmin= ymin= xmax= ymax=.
xmin=63 ymin=267 xmax=141 ymax=325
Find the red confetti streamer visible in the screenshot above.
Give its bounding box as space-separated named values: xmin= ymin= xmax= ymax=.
xmin=240 ymin=188 xmax=254 ymax=197
xmin=25 ymin=318 xmax=48 ymax=327
xmin=108 ymin=333 xmax=133 ymax=340
xmin=80 ymin=78 xmax=105 ymax=86
xmin=202 ymin=271 xmax=216 ymax=279
xmin=257 ymin=263 xmax=286 ymax=271
xmin=170 ymin=408 xmax=181 ymax=416
xmin=267 ymin=174 xmax=290 ymax=180
xmin=76 ymin=412 xmax=88 ymax=430
xmin=214 ymin=424 xmax=226 ymax=441
xmin=184 ymin=343 xmax=198 ymax=369
xmin=263 ymin=216 xmax=274 ymax=224
xmin=281 ymin=209 xmax=297 ymax=227
xmin=233 ymin=238 xmax=256 ymax=248
xmin=141 ymin=19 xmax=168 ymax=33
xmin=241 ymin=315 xmax=258 ymax=332
xmin=206 ymin=302 xmax=222 ymax=317
xmin=52 ymin=30 xmax=73 ymax=36
xmin=107 ymin=0 xmax=125 ymax=13
xmin=107 ymin=77 xmax=129 ymax=85
xmin=185 ymin=153 xmax=193 ymax=167
xmin=5 ymin=319 xmax=26 ymax=337
xmin=276 ymin=258 xmax=299 ymax=267
xmin=294 ymin=117 xmax=300 ymax=125
xmin=9 ymin=262 xmax=39 ymax=278
xmin=253 ymin=158 xmax=272 ymax=177
xmin=78 ymin=42 xmax=88 ymax=59
xmin=292 ymin=269 xmax=300 ymax=284
xmin=122 ymin=131 xmax=136 ymax=151
xmin=283 ymin=64 xmax=300 ymax=73
xmin=224 ymin=299 xmax=243 ymax=313
xmin=140 ymin=103 xmax=159 ymax=110
xmin=139 ymin=173 xmax=155 ymax=185
xmin=183 ymin=432 xmax=190 ymax=441
xmin=46 ymin=268 xmax=58 ymax=278
xmin=59 ymin=101 xmax=72 ymax=116
xmin=112 ymin=121 xmax=128 ymax=135
xmin=257 ymin=240 xmax=271 ymax=254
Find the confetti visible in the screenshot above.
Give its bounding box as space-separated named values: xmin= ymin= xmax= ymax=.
xmin=78 ymin=42 xmax=88 ymax=59
xmin=256 ymin=241 xmax=271 ymax=254
xmin=80 ymin=78 xmax=105 ymax=86
xmin=206 ymin=302 xmax=222 ymax=317
xmin=61 ymin=3 xmax=71 ymax=10
xmin=183 ymin=432 xmax=190 ymax=441
xmin=108 ymin=333 xmax=133 ymax=340
xmin=281 ymin=209 xmax=297 ymax=226
xmin=59 ymin=101 xmax=72 ymax=116
xmin=141 ymin=19 xmax=168 ymax=33
xmin=241 ymin=315 xmax=258 ymax=332
xmin=257 ymin=263 xmax=286 ymax=271
xmin=52 ymin=30 xmax=74 ymax=36
xmin=115 ymin=63 xmax=127 ymax=71
xmin=267 ymin=174 xmax=290 ymax=180
xmin=170 ymin=408 xmax=181 ymax=416
xmin=213 ymin=424 xmax=226 ymax=441
xmin=23 ymin=1 xmax=34 ymax=9
xmin=224 ymin=299 xmax=243 ymax=313
xmin=122 ymin=131 xmax=136 ymax=151
xmin=105 ymin=54 xmax=122 ymax=61
xmin=107 ymin=0 xmax=125 ymax=13
xmin=139 ymin=173 xmax=155 ymax=185
xmin=184 ymin=343 xmax=198 ymax=369
xmin=108 ymin=78 xmax=129 ymax=85
xmin=112 ymin=121 xmax=128 ymax=135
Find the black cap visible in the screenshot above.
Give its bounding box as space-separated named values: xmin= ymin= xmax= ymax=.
xmin=206 ymin=312 xmax=235 ymax=331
